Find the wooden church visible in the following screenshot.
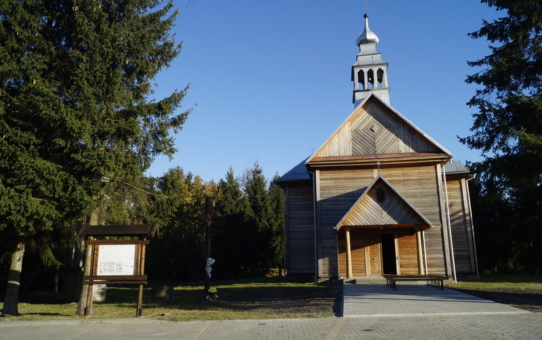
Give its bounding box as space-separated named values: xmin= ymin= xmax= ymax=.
xmin=277 ymin=14 xmax=478 ymax=281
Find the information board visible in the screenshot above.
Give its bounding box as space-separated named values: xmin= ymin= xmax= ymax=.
xmin=97 ymin=244 xmax=136 ymax=276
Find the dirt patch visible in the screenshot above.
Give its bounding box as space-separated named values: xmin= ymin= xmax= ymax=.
xmin=223 ymin=285 xmax=342 ymax=316
xmin=449 ymin=288 xmax=542 ymax=313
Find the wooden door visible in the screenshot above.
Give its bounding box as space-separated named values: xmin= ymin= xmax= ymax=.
xmin=367 ymin=235 xmax=382 ymax=276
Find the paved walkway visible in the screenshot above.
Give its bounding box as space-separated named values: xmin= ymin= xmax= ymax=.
xmin=342 ymin=283 xmax=528 ymax=317
xmin=1 ymin=314 xmax=542 ymax=340
xmin=1 ymin=284 xmax=540 ymax=339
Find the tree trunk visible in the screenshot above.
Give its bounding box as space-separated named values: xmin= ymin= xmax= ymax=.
xmin=76 ymin=237 xmax=93 ymax=316
xmin=1 ymin=242 xmax=25 ymax=317
xmin=76 ymin=211 xmax=99 ymax=316
xmin=54 ymin=266 xmax=59 ymax=293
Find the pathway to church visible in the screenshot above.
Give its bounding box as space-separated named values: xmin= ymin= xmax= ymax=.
xmin=342 ymin=282 xmax=526 ymax=316
xmin=2 ymin=284 xmax=541 ymax=340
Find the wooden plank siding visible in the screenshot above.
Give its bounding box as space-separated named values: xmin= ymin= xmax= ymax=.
xmin=318 ymin=170 xmax=373 ymax=277
xmin=317 ymin=165 xmax=447 ymax=277
xmin=338 ymin=229 xmax=367 ymax=277
xmin=379 ymin=166 xmax=447 ymax=275
xmin=446 ymin=178 xmax=475 ymax=274
xmin=341 ymin=181 xmax=430 ymax=227
xmin=285 ymin=184 xmax=316 ymax=275
xmin=313 ymin=100 xmax=442 ymax=160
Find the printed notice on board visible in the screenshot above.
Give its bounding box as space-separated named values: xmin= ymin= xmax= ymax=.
xmin=97 ymin=245 xmax=136 ymax=276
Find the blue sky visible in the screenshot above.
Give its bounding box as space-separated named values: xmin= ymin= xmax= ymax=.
xmin=147 ymin=0 xmax=500 ymax=183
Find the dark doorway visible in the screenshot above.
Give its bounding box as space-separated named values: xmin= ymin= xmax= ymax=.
xmin=381 ymin=234 xmax=397 ymax=274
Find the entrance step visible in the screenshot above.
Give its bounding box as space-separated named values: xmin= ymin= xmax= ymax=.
xmin=345 ymin=277 xmax=444 ymax=286
xmin=343 ymin=277 xmax=387 ymax=284
xmin=355 ymin=277 xmax=387 ymax=284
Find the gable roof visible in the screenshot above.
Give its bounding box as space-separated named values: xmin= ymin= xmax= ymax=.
xmin=307 ymin=94 xmax=452 ymax=164
xmin=334 ymin=175 xmax=433 ymax=231
xmin=276 ymin=158 xmax=311 ymax=183
xmin=444 ymin=160 xmax=470 ymax=174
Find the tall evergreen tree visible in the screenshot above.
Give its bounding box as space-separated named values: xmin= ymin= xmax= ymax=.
xmin=268 ymin=174 xmax=285 ymax=274
xmin=214 ymin=168 xmax=248 ymax=279
xmin=460 ymin=0 xmax=542 ymax=189
xmin=146 ymin=168 xmax=219 ymax=282
xmin=0 ymin=0 xmax=189 ymax=316
xmin=460 ymin=1 xmax=542 ymax=272
xmin=244 ymin=163 xmax=273 ymax=275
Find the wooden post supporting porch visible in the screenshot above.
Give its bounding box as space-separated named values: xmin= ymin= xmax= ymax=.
xmin=415 ymin=226 xmax=425 ymax=275
xmin=345 ymin=227 xmax=353 ymax=279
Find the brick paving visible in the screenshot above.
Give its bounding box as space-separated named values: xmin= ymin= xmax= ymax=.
xmin=1 ymin=284 xmax=539 ymax=340
xmin=1 ymin=314 xmax=541 ymax=340
xmin=342 ymin=283 xmax=527 ymax=317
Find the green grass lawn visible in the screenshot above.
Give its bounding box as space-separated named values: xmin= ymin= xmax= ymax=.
xmin=0 ymin=277 xmax=333 ymax=322
xmin=4 ymin=274 xmax=540 ymax=321
xmin=447 ymin=274 xmax=542 ymax=294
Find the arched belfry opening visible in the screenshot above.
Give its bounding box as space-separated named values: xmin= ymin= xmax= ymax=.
xmin=367 ymin=69 xmax=375 ymax=89
xmin=358 ymin=70 xmax=365 ymax=90
xmin=377 ymin=68 xmax=384 ymax=88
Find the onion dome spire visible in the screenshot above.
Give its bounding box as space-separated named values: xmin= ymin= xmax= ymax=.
xmin=356 ymin=13 xmax=379 ymax=46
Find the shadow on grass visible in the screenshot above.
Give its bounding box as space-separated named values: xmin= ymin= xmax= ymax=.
xmin=465 ymin=274 xmax=542 ymax=284
xmin=448 ymin=287 xmax=542 ymax=313
xmin=140 ymin=278 xmax=342 ymax=317
xmin=1 ymin=278 xmax=342 ymax=319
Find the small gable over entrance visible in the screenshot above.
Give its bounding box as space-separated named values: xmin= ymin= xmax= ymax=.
xmin=335 ymin=175 xmax=433 ymax=230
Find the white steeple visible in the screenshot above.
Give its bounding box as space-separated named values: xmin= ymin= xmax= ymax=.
xmin=352 ymin=13 xmax=390 ymax=107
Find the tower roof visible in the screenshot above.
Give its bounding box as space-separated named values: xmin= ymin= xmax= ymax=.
xmin=356 ymin=14 xmax=379 ymax=45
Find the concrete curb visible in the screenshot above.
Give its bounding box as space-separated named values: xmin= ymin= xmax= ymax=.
xmin=0 ymin=317 xmax=173 ymax=327
xmin=343 ymin=311 xmax=531 ymax=318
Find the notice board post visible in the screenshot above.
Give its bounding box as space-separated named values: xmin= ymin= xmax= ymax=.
xmin=79 ymin=224 xmax=159 ymax=317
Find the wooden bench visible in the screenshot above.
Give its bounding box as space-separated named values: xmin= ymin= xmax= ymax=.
xmin=382 ymin=274 xmax=449 ymax=290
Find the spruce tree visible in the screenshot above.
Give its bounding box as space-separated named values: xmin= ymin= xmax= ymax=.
xmin=268 ymin=174 xmax=285 ymax=275
xmin=460 ymin=1 xmax=542 ymax=272
xmin=214 ymin=167 xmax=248 ymax=279
xmin=244 ymin=163 xmax=273 ymax=275
xmin=0 ymin=0 xmax=189 ymax=316
xmin=146 ymin=168 xmax=219 ymax=282
xmin=461 ymin=0 xmax=542 ymax=188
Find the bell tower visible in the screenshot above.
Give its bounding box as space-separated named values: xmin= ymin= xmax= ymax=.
xmin=352 ymin=14 xmax=390 ymax=107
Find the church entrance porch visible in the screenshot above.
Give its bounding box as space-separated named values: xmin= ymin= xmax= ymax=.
xmin=338 ymin=226 xmax=425 ymax=278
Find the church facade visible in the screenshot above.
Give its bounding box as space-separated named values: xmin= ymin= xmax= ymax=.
xmin=277 ymin=14 xmax=478 ymax=281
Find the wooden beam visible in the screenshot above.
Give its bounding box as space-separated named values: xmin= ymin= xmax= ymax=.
xmin=85 ymin=240 xmax=150 ymax=245
xmin=308 ymin=153 xmax=450 ymax=168
xmin=83 ymin=275 xmax=148 ymax=281
xmin=394 ymin=233 xmax=401 ymax=275
xmin=365 ymin=240 xmax=371 ymax=277
xmin=345 ymin=227 xmax=353 ymax=279
xmin=83 ymin=280 xmax=148 ymax=285
xmin=415 ymin=226 xmax=425 ymax=275
xmin=79 ymin=224 xmax=157 ymax=237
